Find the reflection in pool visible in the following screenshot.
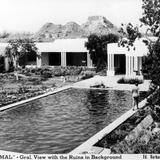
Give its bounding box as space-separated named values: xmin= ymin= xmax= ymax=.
xmin=0 ymin=89 xmax=133 ymax=154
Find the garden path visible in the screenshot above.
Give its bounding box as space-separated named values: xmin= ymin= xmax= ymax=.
xmin=73 ymin=75 xmax=150 ymax=91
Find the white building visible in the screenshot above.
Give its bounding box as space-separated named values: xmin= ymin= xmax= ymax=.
xmin=36 ymin=38 xmax=93 ymax=68
xmin=0 ymin=38 xmax=93 ymax=72
xmin=0 ymin=38 xmax=149 ymax=77
xmin=107 ymin=38 xmax=148 ymax=77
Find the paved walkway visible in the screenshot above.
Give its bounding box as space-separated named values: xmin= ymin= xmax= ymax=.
xmin=73 ymin=75 xmax=150 ymax=91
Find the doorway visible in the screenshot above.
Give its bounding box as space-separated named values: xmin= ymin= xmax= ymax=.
xmin=49 ymin=52 xmax=61 ymax=66
xmin=114 ymin=54 xmax=126 ymax=75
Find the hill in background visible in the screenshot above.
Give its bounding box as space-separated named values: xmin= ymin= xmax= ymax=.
xmin=0 ymin=16 xmax=119 ymax=42
xmin=34 ymin=16 xmax=118 ymax=41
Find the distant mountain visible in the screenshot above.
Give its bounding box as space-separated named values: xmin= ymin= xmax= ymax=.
xmin=34 ymin=16 xmax=118 ymax=42
xmin=81 ymin=16 xmax=118 ymax=36
xmin=0 ymin=16 xmax=119 ymax=42
xmin=63 ymin=22 xmax=85 ymax=38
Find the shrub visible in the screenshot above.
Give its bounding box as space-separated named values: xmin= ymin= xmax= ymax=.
xmin=41 ymin=70 xmax=52 ymax=78
xmin=117 ymin=77 xmax=143 ymax=84
xmin=81 ymin=74 xmax=94 ymax=80
xmin=52 ymin=66 xmax=83 ymax=76
xmin=27 ymin=77 xmax=42 ymax=85
xmin=18 ymin=85 xmax=28 ymax=94
xmin=20 ymin=68 xmax=32 ymax=76
xmin=64 ymin=66 xmax=82 ymax=75
xmin=96 ymin=68 xmax=107 ymax=76
xmin=52 ymin=67 xmax=66 ymax=76
xmin=19 ymin=66 xmax=96 ymax=77
xmin=80 ymin=70 xmax=95 ymax=80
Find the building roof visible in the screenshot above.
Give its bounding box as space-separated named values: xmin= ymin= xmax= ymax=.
xmin=108 ymin=38 xmax=149 ymax=57
xmin=0 ymin=37 xmax=150 ymax=57
xmin=36 ymin=38 xmax=88 ymax=53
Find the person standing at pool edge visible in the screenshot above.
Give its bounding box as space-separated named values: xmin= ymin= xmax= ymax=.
xmin=132 ymin=83 xmax=140 ymax=110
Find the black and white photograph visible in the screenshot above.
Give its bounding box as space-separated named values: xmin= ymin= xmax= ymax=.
xmin=0 ymin=0 xmax=160 ymax=158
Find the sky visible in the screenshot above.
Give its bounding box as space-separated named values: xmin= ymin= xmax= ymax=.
xmin=0 ymin=0 xmax=143 ymax=33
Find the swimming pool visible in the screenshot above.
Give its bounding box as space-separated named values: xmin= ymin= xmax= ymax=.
xmin=0 ymin=88 xmax=134 ymax=154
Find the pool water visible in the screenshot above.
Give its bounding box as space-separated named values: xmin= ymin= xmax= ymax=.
xmin=0 ymin=89 xmax=134 ymax=154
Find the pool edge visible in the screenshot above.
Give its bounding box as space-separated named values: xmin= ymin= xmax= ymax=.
xmin=0 ymin=85 xmax=72 ymax=112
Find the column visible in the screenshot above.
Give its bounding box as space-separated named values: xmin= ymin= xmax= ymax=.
xmin=134 ymin=56 xmax=138 ymax=71
xmin=4 ymin=57 xmax=9 ymax=71
xmin=61 ymin=52 xmax=66 ymax=67
xmin=108 ymin=54 xmax=111 ymax=71
xmin=111 ymin=54 xmax=113 ymax=70
xmin=131 ymin=56 xmax=133 ymax=75
xmin=134 ymin=56 xmax=138 ymax=75
xmin=126 ymin=56 xmax=129 ymax=75
xmin=107 ymin=54 xmax=115 ymax=76
xmin=126 ymin=56 xmax=136 ymax=76
xmin=137 ymin=57 xmax=140 ymax=73
xmin=128 ymin=56 xmax=130 ymax=75
xmin=128 ymin=56 xmax=135 ymax=76
xmin=107 ymin=54 xmax=110 ymax=76
xmin=107 ymin=54 xmax=110 ymax=71
xmin=87 ymin=52 xmax=93 ymax=68
xmin=127 ymin=56 xmax=130 ymax=75
xmin=139 ymin=57 xmax=142 ymax=75
xmin=36 ymin=52 xmax=42 ymax=68
xmin=111 ymin=54 xmax=114 ymax=71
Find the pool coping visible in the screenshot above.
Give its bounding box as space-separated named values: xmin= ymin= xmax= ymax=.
xmin=0 ymin=85 xmax=72 ymax=112
xmin=69 ymin=97 xmax=147 ymax=154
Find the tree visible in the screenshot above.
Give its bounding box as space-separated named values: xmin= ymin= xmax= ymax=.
xmin=139 ymin=0 xmax=160 ymax=86
xmin=5 ymin=38 xmax=37 ymax=80
xmin=85 ymin=33 xmax=119 ymax=72
xmin=119 ymin=0 xmax=160 ymax=107
xmin=118 ymin=23 xmax=141 ymax=50
xmin=140 ymin=0 xmax=160 ymax=37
